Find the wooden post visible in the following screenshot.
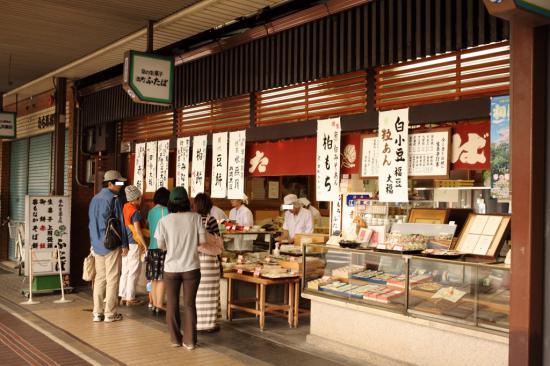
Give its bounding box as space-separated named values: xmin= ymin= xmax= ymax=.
xmin=53 ymin=77 xmax=66 ymax=196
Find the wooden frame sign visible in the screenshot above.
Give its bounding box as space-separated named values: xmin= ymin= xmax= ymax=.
xmin=454 ymin=213 xmax=511 ymax=258
xmin=408 ymin=208 xmax=449 ymax=224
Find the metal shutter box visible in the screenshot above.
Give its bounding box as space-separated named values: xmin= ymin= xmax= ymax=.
xmin=8 ymin=139 xmax=29 ymax=260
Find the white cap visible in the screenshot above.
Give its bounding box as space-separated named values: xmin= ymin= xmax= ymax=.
xmin=283 ymin=194 xmax=298 ymax=205
xmin=298 ymin=197 xmax=310 ymax=207
xmin=103 ymin=170 xmax=126 ymax=182
xmin=232 ymin=193 xmax=248 ymax=205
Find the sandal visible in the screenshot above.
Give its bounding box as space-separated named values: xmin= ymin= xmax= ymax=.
xmin=126 ymin=299 xmax=143 ymax=306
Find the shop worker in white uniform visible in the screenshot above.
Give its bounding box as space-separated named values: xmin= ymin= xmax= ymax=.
xmin=279 ymin=194 xmax=314 ymax=243
xmin=228 ymin=193 xmax=255 ymax=250
xmin=298 ymin=197 xmax=322 ymax=228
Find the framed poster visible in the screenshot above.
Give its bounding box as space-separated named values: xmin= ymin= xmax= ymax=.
xmin=408 ymin=127 xmax=451 ymax=178
xmin=408 ymin=208 xmax=449 ymax=224
xmin=360 ymin=133 xmax=379 ymax=178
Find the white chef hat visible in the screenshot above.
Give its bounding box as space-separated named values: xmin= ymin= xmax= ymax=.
xmin=283 ymin=194 xmax=298 ymax=205
xmin=298 ymin=197 xmax=311 ymax=207
xmin=241 ymin=193 xmax=249 ymax=205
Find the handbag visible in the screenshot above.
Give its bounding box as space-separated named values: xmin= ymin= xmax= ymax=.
xmin=82 ymin=251 xmax=95 ymax=282
xmin=103 ymin=197 xmax=123 ymax=250
xmin=198 ymin=216 xmax=224 ymax=256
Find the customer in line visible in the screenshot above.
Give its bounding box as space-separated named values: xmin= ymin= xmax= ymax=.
xmin=146 ymin=187 xmax=170 ymax=311
xmin=119 ymin=185 xmax=147 ymax=306
xmin=88 ymin=170 xmax=128 ymax=323
xmin=155 ymin=187 xmax=205 ymax=350
xmin=193 ymin=193 xmax=222 ymax=332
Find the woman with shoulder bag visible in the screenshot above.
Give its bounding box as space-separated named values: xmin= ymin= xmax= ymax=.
xmin=155 ymin=187 xmax=204 ymax=350
xmin=193 ymin=193 xmax=223 ymax=333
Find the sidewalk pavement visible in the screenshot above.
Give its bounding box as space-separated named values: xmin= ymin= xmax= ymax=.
xmin=0 ymin=268 xmax=355 ymax=366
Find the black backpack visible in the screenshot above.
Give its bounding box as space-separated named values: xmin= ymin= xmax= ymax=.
xmin=103 ymin=197 xmax=123 ymax=250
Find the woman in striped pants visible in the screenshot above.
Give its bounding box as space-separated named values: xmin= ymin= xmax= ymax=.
xmin=193 ymin=193 xmax=222 ymax=332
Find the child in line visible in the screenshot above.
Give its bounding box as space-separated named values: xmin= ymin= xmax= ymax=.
xmin=119 ymin=185 xmax=147 ymax=306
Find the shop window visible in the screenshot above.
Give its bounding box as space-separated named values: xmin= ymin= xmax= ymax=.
xmin=376 ymin=41 xmax=510 ymax=110
xmin=176 ymin=94 xmax=250 ymax=136
xmin=256 ymin=71 xmax=367 ymax=126
xmin=122 ymin=111 xmax=174 ymax=142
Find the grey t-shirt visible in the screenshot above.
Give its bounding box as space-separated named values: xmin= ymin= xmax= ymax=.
xmin=155 ymin=212 xmax=206 ymax=273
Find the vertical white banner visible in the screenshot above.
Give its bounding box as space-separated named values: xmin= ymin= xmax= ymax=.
xmin=378 ymin=108 xmax=409 ymax=202
xmin=191 ymin=135 xmax=207 ymax=197
xmin=133 ymin=143 xmax=146 ymax=193
xmin=145 ymin=141 xmax=158 ymax=193
xmin=156 ymin=139 xmax=170 ymax=189
xmin=316 ymin=117 xmax=341 ymax=202
xmin=176 ymin=137 xmax=190 ymax=191
xmin=227 ymin=130 xmax=247 ymax=199
xmin=211 ymin=132 xmax=228 ymax=198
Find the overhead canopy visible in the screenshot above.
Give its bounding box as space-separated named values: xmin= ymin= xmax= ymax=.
xmin=2 ymin=0 xmax=288 ymax=107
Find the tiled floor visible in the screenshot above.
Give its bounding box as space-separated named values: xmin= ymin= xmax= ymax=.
xmin=0 ymin=270 xmax=355 ymax=366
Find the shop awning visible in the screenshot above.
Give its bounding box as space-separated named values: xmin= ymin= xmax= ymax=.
xmin=2 ymin=0 xmax=288 ymax=106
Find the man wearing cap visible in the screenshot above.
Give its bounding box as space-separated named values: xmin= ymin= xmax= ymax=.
xmin=88 ymin=170 xmax=129 ymax=323
xmin=279 ymin=194 xmax=314 ymax=243
xmin=228 ymin=194 xmax=254 ymax=250
xmin=298 ymin=197 xmax=322 ymax=228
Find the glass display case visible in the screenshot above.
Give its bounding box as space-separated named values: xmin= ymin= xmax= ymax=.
xmin=302 ymin=243 xmax=510 ymax=333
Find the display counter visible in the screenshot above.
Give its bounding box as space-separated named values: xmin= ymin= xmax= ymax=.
xmin=301 ymin=244 xmax=509 ymax=366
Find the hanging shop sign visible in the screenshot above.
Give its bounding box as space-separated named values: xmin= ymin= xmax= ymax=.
xmin=123 ymin=50 xmax=174 ymax=105
xmin=408 ymin=129 xmax=450 ymax=177
xmin=227 ymin=130 xmax=246 ymax=199
xmin=378 ymin=108 xmax=409 ymax=203
xmin=191 ymin=135 xmax=207 ymax=197
xmin=145 ymin=141 xmax=158 ymax=193
xmin=0 ymin=112 xmax=16 ymax=138
xmin=25 ymin=196 xmax=71 ymax=276
xmin=341 ymin=133 xmax=360 ymax=175
xmin=176 ymin=137 xmax=190 ymax=191
xmin=247 ymin=138 xmax=316 ymax=176
xmin=211 ymin=132 xmax=228 ymax=198
xmin=133 ymin=143 xmax=146 ymax=193
xmin=316 ymin=118 xmax=341 ymax=202
xmin=490 ymin=95 xmax=510 ymax=201
xmin=37 ymin=113 xmax=56 ymax=129
xmin=451 ymin=121 xmax=491 ymax=171
xmin=156 ymin=139 xmax=170 ymax=189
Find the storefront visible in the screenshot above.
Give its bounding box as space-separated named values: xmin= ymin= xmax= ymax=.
xmin=1 ymin=91 xmax=72 ymax=260
xmin=48 ymin=0 xmax=546 ymax=364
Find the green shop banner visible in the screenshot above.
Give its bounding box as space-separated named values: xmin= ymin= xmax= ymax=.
xmin=490 ymin=95 xmax=510 ymax=202
xmin=123 ymin=50 xmax=174 ymax=105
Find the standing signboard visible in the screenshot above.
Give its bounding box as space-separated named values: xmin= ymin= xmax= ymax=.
xmin=316 ymin=118 xmax=341 ymax=202
xmin=211 ymin=132 xmax=228 ymax=198
xmin=378 ymin=108 xmax=409 ymax=203
xmin=25 ymin=196 xmax=71 ymax=276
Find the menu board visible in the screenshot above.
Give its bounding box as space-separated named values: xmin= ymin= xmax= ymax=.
xmin=408 ymin=131 xmax=450 ymax=177
xmin=25 ymin=196 xmax=71 ymax=276
xmin=176 ymin=137 xmax=190 ymax=191
xmin=361 ymin=129 xmax=450 ymax=178
xmin=361 ymin=135 xmax=379 ymax=177
xmin=133 ymin=143 xmax=146 ymax=193
xmin=156 ymin=139 xmax=170 ymax=189
xmin=456 ymin=214 xmax=510 ymax=257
